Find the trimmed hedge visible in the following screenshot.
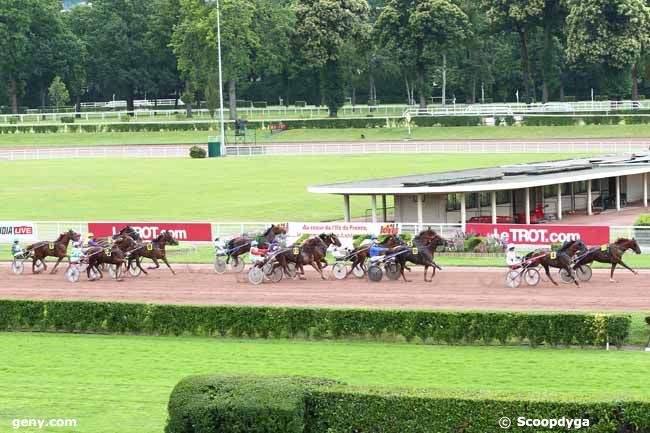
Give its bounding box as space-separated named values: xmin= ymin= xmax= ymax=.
xmin=0 ymin=300 xmax=631 ymax=347
xmin=166 ymin=375 xmax=650 ymax=433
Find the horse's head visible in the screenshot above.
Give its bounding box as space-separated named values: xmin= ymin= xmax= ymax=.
xmin=162 ymin=230 xmax=179 ymax=246
xmin=60 ymin=229 xmax=80 ymax=243
xmin=615 ymin=238 xmax=641 ymax=254
xmin=630 ymin=238 xmax=642 ymax=254
xmin=428 ymin=234 xmax=445 ymax=251
xmin=116 ymin=225 xmax=141 ymax=241
xmin=113 ymin=235 xmax=137 ymax=251
xmin=381 ymin=235 xmax=404 ymax=247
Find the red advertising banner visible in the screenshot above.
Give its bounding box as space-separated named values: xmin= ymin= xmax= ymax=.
xmin=87 ymin=222 xmax=212 ymax=242
xmin=466 ymin=223 xmax=610 ymax=246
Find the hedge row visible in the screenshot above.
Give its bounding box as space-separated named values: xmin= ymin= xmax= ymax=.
xmin=523 ymin=115 xmax=650 ymax=126
xmin=166 ymin=375 xmax=650 ymax=433
xmin=0 ymin=300 xmax=631 ymax=347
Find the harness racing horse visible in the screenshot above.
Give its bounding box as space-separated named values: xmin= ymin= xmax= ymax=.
xmin=393 ymin=231 xmax=446 ymax=282
xmin=127 ymin=231 xmax=179 ymax=275
xmin=525 ymin=239 xmax=587 ymax=286
xmin=85 ymin=235 xmax=137 ymax=281
xmin=96 ymin=225 xmax=142 ymax=247
xmin=573 ymin=238 xmax=641 ymax=282
xmin=349 ymin=235 xmax=405 ymax=276
xmin=225 ymin=224 xmax=286 ymax=267
xmin=25 ymin=229 xmax=81 ymax=274
xmin=299 ymin=233 xmax=342 ymax=280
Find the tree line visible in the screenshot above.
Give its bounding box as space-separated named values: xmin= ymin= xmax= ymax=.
xmin=2 ymin=0 xmax=650 ymax=117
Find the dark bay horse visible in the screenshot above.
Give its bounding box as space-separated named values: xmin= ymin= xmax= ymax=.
xmin=275 ymin=233 xmax=341 ymax=280
xmin=525 ymin=239 xmax=587 ymax=286
xmin=25 ymin=229 xmax=80 ymax=274
xmin=350 ymin=234 xmax=405 ymax=275
xmin=97 ymin=225 xmax=141 ymax=247
xmin=394 ymin=231 xmax=445 ymax=282
xmin=226 ymin=224 xmax=286 ymax=265
xmin=127 ymin=231 xmax=179 ymax=275
xmin=573 ymin=238 xmax=641 ymax=282
xmin=85 ymin=235 xmax=137 ymax=281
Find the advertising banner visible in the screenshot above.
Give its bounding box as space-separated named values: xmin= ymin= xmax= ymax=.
xmin=466 ymin=223 xmax=610 ymax=246
xmin=287 ymin=222 xmax=400 ymax=248
xmin=0 ymin=221 xmax=37 ymax=243
xmin=87 ymin=222 xmax=212 ymax=242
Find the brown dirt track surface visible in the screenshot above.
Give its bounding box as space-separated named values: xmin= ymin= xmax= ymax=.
xmin=1 ymin=263 xmax=649 ymax=311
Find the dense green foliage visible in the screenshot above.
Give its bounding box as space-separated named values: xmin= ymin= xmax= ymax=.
xmin=167 ymin=375 xmax=650 ymax=433
xmin=0 ymin=300 xmax=631 ymax=347
xmin=3 ymin=0 xmax=650 ymax=115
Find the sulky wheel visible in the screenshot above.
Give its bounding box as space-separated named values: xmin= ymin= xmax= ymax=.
xmin=575 ymin=265 xmax=592 ymax=282
xmin=231 ymin=256 xmax=246 ymax=273
xmin=214 ymin=256 xmax=227 ymax=274
xmin=269 ymin=266 xmax=283 ymax=283
xmin=261 ymin=262 xmax=274 ymax=276
xmin=65 ymin=265 xmax=80 ymax=283
xmin=385 ymin=262 xmax=401 ymax=280
xmin=559 ymin=268 xmax=574 ymax=284
xmin=128 ymin=261 xmax=142 ymax=277
xmin=332 ymin=262 xmax=348 ymax=280
xmin=285 ymin=262 xmax=297 ymax=279
xmin=505 ymin=270 xmax=522 ymax=288
xmin=88 ymin=267 xmax=101 ymax=281
xmin=248 ymin=267 xmax=264 ymax=285
xmin=108 ymin=264 xmax=121 ymax=280
xmin=11 ymin=260 xmax=24 ymax=276
xmin=33 ymin=259 xmax=45 ymax=274
xmin=523 ymin=268 xmax=540 ymax=286
xmin=352 ymin=265 xmax=366 ymax=278
xmin=367 ymin=264 xmax=383 ymax=282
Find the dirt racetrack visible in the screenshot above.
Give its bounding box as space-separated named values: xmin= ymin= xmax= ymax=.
xmin=1 ymin=263 xmax=648 ymax=311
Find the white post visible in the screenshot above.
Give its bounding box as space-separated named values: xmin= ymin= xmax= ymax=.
xmin=557 ymin=184 xmax=562 ymax=220
xmin=587 ymin=179 xmax=594 ymax=216
xmin=525 ymin=188 xmax=531 ymax=224
xmin=371 ymin=195 xmax=377 ymax=223
xmin=616 ymin=176 xmax=621 ymax=211
xmin=491 ymin=191 xmax=497 ymax=224
xmin=382 ymin=195 xmax=387 ymax=221
xmin=215 ymin=0 xmax=226 ymax=153
xmin=417 ymin=194 xmax=424 ymax=228
xmin=643 ymin=173 xmax=648 ymax=207
xmin=460 ymin=193 xmax=466 ymax=232
xmin=343 ymin=195 xmax=351 ymax=222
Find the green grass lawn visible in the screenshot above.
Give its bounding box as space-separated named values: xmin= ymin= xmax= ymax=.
xmin=2 ymin=124 xmax=650 ymax=147
xmin=0 ymin=153 xmax=573 ymax=221
xmin=1 ymin=332 xmax=648 ymax=433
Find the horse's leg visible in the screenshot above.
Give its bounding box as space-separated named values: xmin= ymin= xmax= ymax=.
xmin=617 ymin=259 xmax=637 ymax=276
xmin=400 ymin=261 xmax=410 ymax=282
xmin=162 ymin=256 xmax=175 ymax=275
xmin=310 ymin=260 xmax=326 ymax=280
xmin=423 ymin=264 xmax=430 ymax=282
xmin=610 ymin=263 xmax=617 ymax=283
xmin=148 ymin=257 xmax=161 ymax=270
xmin=543 ymin=263 xmax=558 ymax=286
xmin=566 ymin=263 xmax=579 ymax=287
xmin=50 ymin=255 xmax=64 ymax=274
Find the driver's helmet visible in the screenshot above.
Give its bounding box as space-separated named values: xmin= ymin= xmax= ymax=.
xmin=87 ymin=232 xmax=94 ymax=239
xmin=13 ymin=238 xmax=19 ymax=244
xmin=73 ymin=241 xmax=82 ymax=248
xmin=371 ymin=235 xmax=378 ymax=241
xmin=507 ymin=245 xmax=516 ymax=252
xmin=251 ymin=240 xmax=258 ymax=247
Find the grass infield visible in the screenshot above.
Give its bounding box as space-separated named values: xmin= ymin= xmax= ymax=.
xmin=1 ymin=332 xmax=649 ymax=433
xmin=0 ymin=153 xmax=575 ymax=221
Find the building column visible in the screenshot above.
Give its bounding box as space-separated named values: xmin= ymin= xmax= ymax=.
xmin=525 ymin=187 xmax=531 ymax=224
xmin=370 ymin=195 xmax=377 ymax=223
xmin=587 ymin=179 xmax=594 ymax=216
xmin=382 ymin=195 xmax=388 ymax=221
xmin=615 ymin=176 xmax=621 ymax=211
xmin=343 ymin=194 xmax=351 ymax=222
xmin=491 ymin=191 xmax=497 ymax=224
xmin=416 ymin=194 xmax=424 ymax=228
xmin=557 ymin=184 xmax=562 ymax=220
xmin=460 ymin=192 xmax=466 ymax=232
xmin=643 ymin=173 xmax=648 ymax=207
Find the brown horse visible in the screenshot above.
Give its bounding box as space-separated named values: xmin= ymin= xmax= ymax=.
xmin=225 ymin=224 xmax=286 ymax=266
xmin=126 ymin=231 xmax=179 ymax=275
xmin=96 ymin=225 xmax=141 ymax=247
xmin=85 ymin=235 xmax=137 ymax=281
xmin=349 ymin=234 xmax=405 ymax=275
xmin=299 ymin=233 xmax=342 ymax=280
xmin=25 ymin=229 xmax=80 ymax=274
xmin=525 ymin=239 xmax=587 ymax=286
xmin=573 ymin=238 xmax=641 ymax=282
xmin=394 ymin=231 xmax=445 ymax=282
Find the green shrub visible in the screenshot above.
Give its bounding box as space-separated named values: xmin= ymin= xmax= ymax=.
xmin=634 ymin=215 xmax=650 ymax=226
xmin=167 ymin=375 xmax=650 ymax=433
xmin=253 ymin=101 xmax=268 ymax=108
xmin=412 ymin=116 xmax=482 ymax=127
xmin=189 ymin=145 xmax=207 ymax=158
xmin=295 ymin=100 xmax=307 ymax=107
xmin=0 ymin=300 xmax=631 ymax=347
xmin=60 ymin=116 xmax=74 ymax=124
xmin=464 ymin=236 xmax=484 ymax=252
xmin=8 ymin=116 xmax=19 ymax=124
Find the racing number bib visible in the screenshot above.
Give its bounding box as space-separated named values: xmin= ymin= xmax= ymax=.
xmin=412 ymin=248 xmax=419 ymax=255
xmin=104 ymin=248 xmax=111 ymax=257
xmin=147 ymin=244 xmax=154 ymax=251
xmin=406 ymin=241 xmax=413 ymax=247
xmin=550 ymin=252 xmax=557 ymax=260
xmin=293 ymin=247 xmax=300 ymax=255
xmin=49 ymin=242 xmax=55 ymax=250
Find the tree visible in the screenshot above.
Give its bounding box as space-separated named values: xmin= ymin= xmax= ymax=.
xmin=481 ymin=0 xmax=544 ymax=103
xmin=48 ymin=76 xmax=70 ymax=110
xmin=293 ymin=0 xmax=370 ymax=117
xmin=565 ymin=0 xmax=650 ymax=99
xmin=376 ymin=0 xmax=469 ymax=108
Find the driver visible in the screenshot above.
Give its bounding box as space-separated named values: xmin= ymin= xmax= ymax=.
xmin=505 ymin=245 xmax=522 ymax=266
xmin=70 ymin=241 xmax=84 ymax=265
xmin=85 ymin=233 xmax=100 ymax=248
xmin=11 ymin=238 xmax=22 ymax=259
xmin=213 ymin=237 xmax=226 ymax=254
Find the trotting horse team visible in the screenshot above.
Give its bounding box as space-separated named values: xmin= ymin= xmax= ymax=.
xmin=13 ymin=224 xmax=643 ymax=284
